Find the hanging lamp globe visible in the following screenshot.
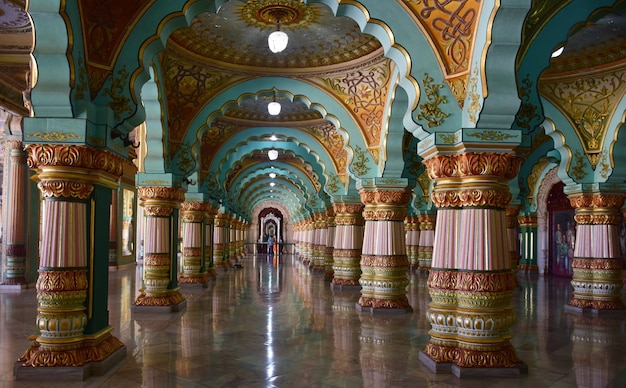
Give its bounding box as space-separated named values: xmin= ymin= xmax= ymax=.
xmin=268 ymin=21 xmax=288 ymax=53
xmin=267 ymin=101 xmax=281 ymax=116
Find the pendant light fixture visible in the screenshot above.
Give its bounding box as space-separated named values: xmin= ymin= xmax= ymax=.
xmin=268 ymin=18 xmax=288 ymax=53
xmin=268 ymin=89 xmax=281 ymax=116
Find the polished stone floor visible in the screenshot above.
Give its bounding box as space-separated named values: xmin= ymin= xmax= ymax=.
xmin=1 ymin=253 xmax=625 ymax=387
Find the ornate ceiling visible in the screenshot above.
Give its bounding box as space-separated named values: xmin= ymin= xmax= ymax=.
xmin=3 ymin=0 xmax=626 ymax=220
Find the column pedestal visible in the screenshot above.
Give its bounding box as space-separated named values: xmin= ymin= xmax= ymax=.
xmin=331 ymin=199 xmax=364 ymax=289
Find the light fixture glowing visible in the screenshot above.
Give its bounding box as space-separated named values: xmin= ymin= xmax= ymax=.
xmin=269 ymin=172 xmax=276 ymax=178
xmin=268 ymin=149 xmax=279 ymax=160
xmin=551 ymin=46 xmax=565 ymax=58
xmin=268 ymin=101 xmax=281 ymax=115
xmin=268 ymin=89 xmax=281 ymax=116
xmin=268 ymin=20 xmax=288 ymax=53
xmin=270 ymin=182 xmax=276 ymax=187
xmin=270 ymin=134 xmax=277 ymax=141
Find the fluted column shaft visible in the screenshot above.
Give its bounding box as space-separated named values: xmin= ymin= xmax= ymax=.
xmin=2 ymin=139 xmax=28 ymax=285
xmin=518 ymin=214 xmax=538 ymax=272
xmin=213 ymin=213 xmax=228 ymax=269
xmin=18 ymin=144 xmax=124 ymax=368
xmin=357 ymin=182 xmax=412 ymax=312
xmin=325 ymin=208 xmax=336 ymax=280
xmin=134 ymin=186 xmax=185 ymax=308
xmin=405 ymin=216 xmax=419 ymax=270
xmin=506 ymin=206 xmax=521 ymax=273
xmin=312 ymin=212 xmax=327 ymax=271
xmin=567 ymin=192 xmax=624 ymax=310
xmin=331 ymin=201 xmax=364 ymax=287
xmin=417 ymin=214 xmax=435 ymax=271
xmin=421 ymin=151 xmax=523 ymax=371
xmin=205 ymin=205 xmax=218 ymax=277
xmin=179 ymin=201 xmax=209 ymax=285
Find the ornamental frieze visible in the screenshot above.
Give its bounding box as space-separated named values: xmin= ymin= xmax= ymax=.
xmin=573 ymin=212 xmax=621 ymax=225
xmin=359 ymin=189 xmax=411 ymax=206
xmin=26 ymin=144 xmax=125 ymax=177
xmin=38 ymin=180 xmax=94 ymax=200
xmin=432 ymin=188 xmax=512 ymax=208
xmin=424 ymin=152 xmax=521 ymax=180
xmin=427 ymin=269 xmax=516 ymax=292
xmin=362 ymin=208 xmax=407 ymax=221
xmin=359 ymin=254 xmax=410 ymax=268
xmin=36 ymin=269 xmax=88 ymax=292
xmin=568 ymin=194 xmax=625 ymax=210
xmin=138 ymin=186 xmax=185 ymax=203
xmin=572 ymin=258 xmax=623 ymax=271
xmin=332 ymin=203 xmax=364 ymax=215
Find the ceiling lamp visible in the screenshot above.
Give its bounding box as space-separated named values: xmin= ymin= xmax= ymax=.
xmin=551 ymin=45 xmax=565 ymax=58
xmin=268 ymin=19 xmax=288 ymax=53
xmin=270 ymin=182 xmax=276 ymax=187
xmin=268 ymin=149 xmax=279 ymax=160
xmin=268 ymin=89 xmax=281 ymax=116
xmin=269 ymin=172 xmax=276 ymax=178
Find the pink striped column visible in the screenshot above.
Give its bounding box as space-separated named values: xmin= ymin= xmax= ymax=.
xmin=420 ymin=151 xmax=524 ymax=375
xmin=213 ymin=211 xmax=228 ymax=270
xmin=18 ymin=144 xmax=124 ymax=369
xmin=331 ymin=199 xmax=364 ymax=288
xmin=134 ymin=186 xmax=186 ymax=310
xmin=205 ymin=204 xmax=218 ymax=277
xmin=567 ymin=192 xmax=624 ymax=311
xmin=357 ymin=181 xmax=412 ymax=312
xmin=506 ymin=206 xmax=521 ymax=274
xmin=405 ymin=216 xmax=419 ymax=270
xmin=179 ymin=201 xmax=209 ymax=286
xmin=1 ymin=139 xmax=28 ymax=285
xmin=417 ymin=213 xmax=435 ymax=271
xmin=324 ymin=207 xmax=336 ymax=280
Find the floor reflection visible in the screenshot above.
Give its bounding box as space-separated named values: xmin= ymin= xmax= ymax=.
xmin=0 ymin=254 xmax=625 ymax=387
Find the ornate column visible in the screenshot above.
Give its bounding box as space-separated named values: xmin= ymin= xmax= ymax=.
xmin=1 ymin=139 xmax=28 ymax=286
xmin=17 ymin=144 xmax=125 ymax=377
xmin=331 ymin=197 xmax=364 ymax=289
xmin=324 ymin=207 xmax=336 ymax=280
xmin=312 ymin=211 xmax=327 ymax=271
xmin=506 ymin=206 xmax=521 ymax=274
xmin=108 ymin=191 xmax=118 ymax=268
xmin=178 ymin=198 xmax=209 ymax=286
xmin=302 ymin=218 xmax=313 ymax=264
xmin=357 ymin=178 xmax=412 ymax=313
xmin=133 ymin=186 xmax=186 ymax=311
xmin=518 ymin=213 xmax=538 ymax=272
xmin=417 ymin=213 xmax=436 ymax=271
xmin=213 ymin=210 xmax=228 ymax=270
xmin=228 ymin=215 xmax=236 ymax=265
xmin=405 ymin=216 xmax=419 ymax=270
xmin=419 ymin=144 xmax=525 ymax=376
xmin=566 ymin=189 xmax=624 ymax=311
xmin=205 ymin=204 xmax=218 ymax=277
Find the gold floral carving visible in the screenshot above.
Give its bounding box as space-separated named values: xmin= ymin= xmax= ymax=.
xmin=36 ymin=269 xmax=88 ymax=293
xmin=360 ymin=254 xmax=409 ymax=268
xmin=428 ymin=269 xmax=516 ymax=293
xmin=417 ymin=73 xmax=450 ymax=128
xmin=359 ymin=189 xmax=411 ymax=207
xmin=518 ymin=215 xmax=537 ymax=226
xmin=18 ymin=334 xmax=124 ymax=367
xmin=326 ymin=173 xmax=340 ymax=193
xmin=102 ymin=66 xmax=132 ymax=121
xmin=38 ymin=180 xmax=94 ymax=199
xmin=28 ymin=132 xmax=82 ymax=142
xmin=569 ymin=150 xmax=587 ymax=181
xmin=362 ymin=208 xmax=407 ymax=221
xmin=138 ymin=186 xmax=185 ymax=202
xmin=133 ymin=291 xmax=185 ymax=307
xmin=351 ymin=145 xmax=370 ymax=176
xmin=466 ymin=130 xmax=517 ymax=142
xmin=467 ymin=66 xmax=480 ymax=123
xmin=432 ymin=188 xmax=512 ymax=208
xmin=539 ymin=69 xmax=626 ymax=156
xmin=26 ymin=144 xmax=125 ymax=177
xmin=143 ymin=254 xmax=171 ymax=267
xmin=424 ymin=152 xmax=521 ymax=180
xmin=183 ymin=247 xmax=202 ymax=257
xmin=515 ymin=75 xmax=540 ymax=130
xmin=568 ymin=194 xmax=625 ymax=210
xmin=440 ymin=132 xmax=460 ymax=144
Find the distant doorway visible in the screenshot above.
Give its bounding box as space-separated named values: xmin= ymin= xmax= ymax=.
xmin=547 ymin=181 xmax=574 ymax=277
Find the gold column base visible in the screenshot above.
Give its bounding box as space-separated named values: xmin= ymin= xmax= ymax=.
xmin=133 ymin=289 xmax=185 ymax=307
xmin=357 ymin=296 xmax=412 ymax=310
xmin=178 ymin=273 xmax=210 ymax=285
xmin=18 ymin=331 xmax=124 ymax=368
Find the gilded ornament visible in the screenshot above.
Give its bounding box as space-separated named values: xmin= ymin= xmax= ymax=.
xmin=440 ymin=132 xmax=459 ymax=144
xmin=38 ymin=180 xmax=94 ymax=199
xmin=28 ymin=132 xmax=82 ymax=142
xmin=103 ymin=66 xmax=132 ymax=121
xmin=467 ymin=66 xmax=481 ymax=124
xmin=326 ymin=173 xmax=340 ymax=193
xmin=350 ymin=145 xmax=370 ymax=176
xmin=417 ymin=73 xmax=450 ymax=128
xmin=467 ymin=130 xmax=517 ymax=142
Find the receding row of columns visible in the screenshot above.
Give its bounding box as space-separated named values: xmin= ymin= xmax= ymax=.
xmin=2 ymin=142 xmax=624 ymax=379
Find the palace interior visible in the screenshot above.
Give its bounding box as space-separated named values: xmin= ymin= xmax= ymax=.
xmin=0 ymin=0 xmax=626 ymax=386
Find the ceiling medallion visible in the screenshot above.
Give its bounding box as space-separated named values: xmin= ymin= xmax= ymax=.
xmin=239 ymin=0 xmax=316 ymax=30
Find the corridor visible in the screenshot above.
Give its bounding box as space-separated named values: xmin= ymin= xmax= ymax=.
xmin=1 ymin=254 xmax=625 ymax=387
